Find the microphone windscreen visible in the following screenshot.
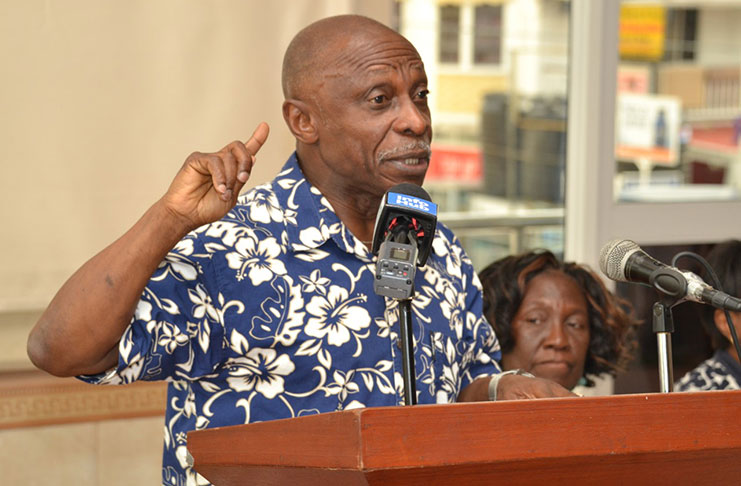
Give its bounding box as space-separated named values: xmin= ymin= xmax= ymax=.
xmin=372 ymin=183 xmax=437 ymax=266
xmin=599 ymin=239 xmax=640 ymax=282
xmin=388 ymin=183 xmax=432 ymax=201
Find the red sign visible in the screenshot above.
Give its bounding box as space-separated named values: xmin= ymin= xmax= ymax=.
xmin=427 ymin=144 xmax=483 ymax=185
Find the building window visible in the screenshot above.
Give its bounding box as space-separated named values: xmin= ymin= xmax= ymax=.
xmin=664 ymin=8 xmax=697 ymax=61
xmin=439 ymin=5 xmax=460 ymax=63
xmin=473 ymin=4 xmax=502 ymax=65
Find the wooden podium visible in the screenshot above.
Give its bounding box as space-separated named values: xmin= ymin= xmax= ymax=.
xmin=187 ymin=391 xmax=741 ymax=485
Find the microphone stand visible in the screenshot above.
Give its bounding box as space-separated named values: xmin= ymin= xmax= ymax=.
xmin=392 ymin=228 xmax=418 ymax=406
xmin=652 ymin=298 xmax=679 ymax=393
xmin=371 ymin=186 xmax=436 ymax=407
xmin=398 ymin=298 xmax=416 ymax=405
xmin=397 ymin=228 xmax=418 ymax=406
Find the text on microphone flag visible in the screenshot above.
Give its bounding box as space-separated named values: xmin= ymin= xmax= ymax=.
xmin=388 ymin=193 xmax=438 ymax=216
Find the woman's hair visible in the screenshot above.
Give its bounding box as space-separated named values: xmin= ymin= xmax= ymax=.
xmin=699 ymin=239 xmax=741 ymax=350
xmin=479 ymin=250 xmax=640 ymax=386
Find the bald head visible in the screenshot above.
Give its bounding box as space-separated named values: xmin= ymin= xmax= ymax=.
xmin=281 ymin=15 xmax=411 ymax=100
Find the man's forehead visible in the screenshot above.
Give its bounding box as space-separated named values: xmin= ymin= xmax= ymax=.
xmin=327 ymin=39 xmax=425 ymax=76
xmin=320 ymin=59 xmax=427 ymax=92
xmin=353 ymin=59 xmax=426 ymax=76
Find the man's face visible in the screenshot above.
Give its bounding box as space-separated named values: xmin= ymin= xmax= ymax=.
xmin=311 ymin=29 xmax=432 ymax=199
xmin=502 ymin=270 xmax=591 ymax=390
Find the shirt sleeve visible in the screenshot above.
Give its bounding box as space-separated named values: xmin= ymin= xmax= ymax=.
xmin=458 ymin=266 xmax=502 ymax=391
xmin=78 ymin=233 xmax=227 ymax=385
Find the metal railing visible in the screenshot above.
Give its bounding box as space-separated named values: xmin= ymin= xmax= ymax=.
xmin=439 ymin=208 xmax=565 ymax=267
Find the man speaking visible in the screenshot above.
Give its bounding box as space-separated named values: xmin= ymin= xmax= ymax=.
xmin=27 ymin=15 xmax=571 ymax=485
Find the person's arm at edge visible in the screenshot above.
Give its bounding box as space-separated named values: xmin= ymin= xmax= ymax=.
xmin=27 ymin=123 xmax=270 ymax=377
xmin=457 ymin=374 xmax=577 ymax=401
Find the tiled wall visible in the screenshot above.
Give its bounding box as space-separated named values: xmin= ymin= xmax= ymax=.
xmin=0 ymin=311 xmax=168 ymax=484
xmin=0 ymin=416 xmax=164 ymax=485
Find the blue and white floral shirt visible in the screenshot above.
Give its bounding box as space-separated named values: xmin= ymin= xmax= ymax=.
xmin=675 ymin=349 xmax=741 ymax=392
xmin=80 ymin=153 xmax=501 ymax=486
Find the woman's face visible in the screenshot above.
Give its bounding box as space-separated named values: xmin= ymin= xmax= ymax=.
xmin=501 ymin=270 xmax=591 ymax=389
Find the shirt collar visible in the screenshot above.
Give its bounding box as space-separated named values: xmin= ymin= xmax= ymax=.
xmin=277 ymin=153 xmax=373 ymax=261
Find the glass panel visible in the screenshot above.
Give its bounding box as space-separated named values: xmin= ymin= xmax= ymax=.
xmin=397 ymin=0 xmax=569 ymax=270
xmin=615 ymin=1 xmax=741 ymax=204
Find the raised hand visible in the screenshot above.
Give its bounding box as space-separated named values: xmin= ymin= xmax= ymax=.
xmin=161 ymin=122 xmax=270 ymax=231
xmin=27 ymin=122 xmax=270 ymax=377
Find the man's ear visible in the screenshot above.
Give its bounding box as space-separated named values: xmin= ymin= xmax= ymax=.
xmin=282 ymin=99 xmax=318 ymax=144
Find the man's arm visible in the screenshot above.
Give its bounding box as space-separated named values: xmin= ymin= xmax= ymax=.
xmin=27 ymin=123 xmax=270 ymax=377
xmin=457 ymin=374 xmax=576 ymax=402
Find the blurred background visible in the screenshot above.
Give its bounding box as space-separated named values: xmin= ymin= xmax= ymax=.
xmin=2 ymin=0 xmax=740 ymax=483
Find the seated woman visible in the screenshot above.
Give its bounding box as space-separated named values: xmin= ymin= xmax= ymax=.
xmin=676 ymin=239 xmax=741 ymax=391
xmin=479 ymin=250 xmax=639 ymax=390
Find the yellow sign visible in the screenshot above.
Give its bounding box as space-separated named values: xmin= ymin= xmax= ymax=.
xmin=619 ymin=5 xmax=666 ymax=61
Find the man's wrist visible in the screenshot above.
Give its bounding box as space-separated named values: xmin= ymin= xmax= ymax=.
xmin=488 ymin=369 xmax=535 ymax=401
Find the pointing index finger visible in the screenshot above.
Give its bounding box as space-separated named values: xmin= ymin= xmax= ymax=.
xmin=236 ymin=122 xmax=270 ymax=184
xmin=245 ymin=122 xmax=270 ymax=156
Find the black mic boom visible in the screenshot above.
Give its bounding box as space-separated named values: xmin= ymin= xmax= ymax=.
xmin=599 ymin=239 xmax=741 ymax=311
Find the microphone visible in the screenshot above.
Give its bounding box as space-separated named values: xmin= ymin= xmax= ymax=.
xmin=371 ymin=183 xmax=437 ymax=300
xmin=599 ymin=239 xmax=741 ymax=311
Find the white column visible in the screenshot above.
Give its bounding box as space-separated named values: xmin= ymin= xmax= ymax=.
xmin=564 ymin=0 xmax=620 ymax=270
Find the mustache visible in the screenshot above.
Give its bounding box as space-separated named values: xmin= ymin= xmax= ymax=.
xmin=377 ymin=141 xmax=431 ymax=161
